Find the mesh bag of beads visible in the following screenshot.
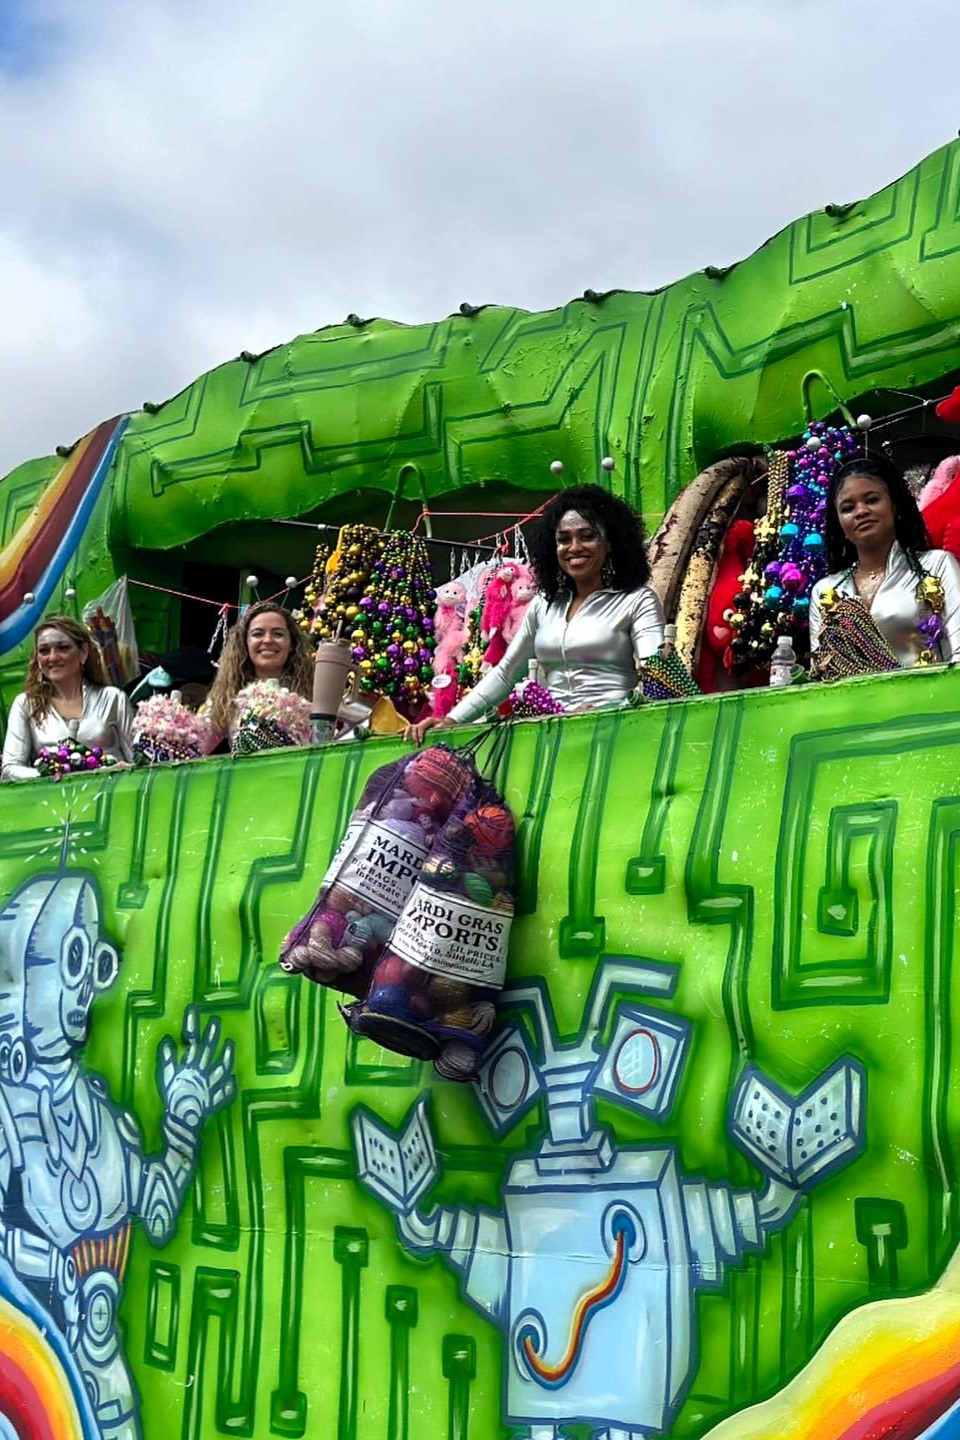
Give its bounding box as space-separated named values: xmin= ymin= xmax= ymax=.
xmin=344 ymin=775 xmax=515 ymax=1081
xmin=810 ymin=592 xmax=900 ymax=682
xmin=279 ymin=745 xmax=476 ymax=998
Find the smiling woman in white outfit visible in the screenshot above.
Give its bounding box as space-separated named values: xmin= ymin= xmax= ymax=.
xmin=809 ymin=455 xmax=960 ymax=668
xmin=2 ymin=615 xmax=133 ymax=781
xmin=406 ymin=485 xmax=664 ymax=743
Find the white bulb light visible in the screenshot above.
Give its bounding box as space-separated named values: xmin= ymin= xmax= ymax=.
xmin=549 ymin=459 xmax=564 ymax=476
xmin=601 ymin=456 xmax=615 ymax=471
xmin=23 ymin=592 xmax=35 ymax=605
xmin=246 ymin=574 xmax=259 ymax=588
xmin=65 ymin=586 xmax=77 ymax=599
xmin=856 ymin=413 xmax=873 ymax=430
xmin=284 ymin=575 xmax=298 ymax=587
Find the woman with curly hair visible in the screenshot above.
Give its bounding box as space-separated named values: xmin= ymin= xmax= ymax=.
xmin=810 ymin=455 xmax=960 ymax=667
xmin=2 ymin=615 xmax=133 ymax=781
xmin=204 ymin=601 xmax=315 ymax=743
xmin=407 ymin=484 xmax=663 ymax=742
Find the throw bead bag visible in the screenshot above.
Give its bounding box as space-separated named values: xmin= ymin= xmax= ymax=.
xmin=344 ymin=767 xmax=514 ymax=1081
xmin=279 ymin=744 xmax=476 ymax=998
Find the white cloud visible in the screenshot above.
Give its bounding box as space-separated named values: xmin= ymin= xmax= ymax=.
xmin=0 ymin=0 xmax=958 ymax=474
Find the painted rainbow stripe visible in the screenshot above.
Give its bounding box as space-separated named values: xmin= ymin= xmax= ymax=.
xmin=0 ymin=1256 xmax=98 ymax=1440
xmin=707 ymin=1250 xmax=960 ymax=1440
xmin=0 ymin=414 xmax=127 ymax=655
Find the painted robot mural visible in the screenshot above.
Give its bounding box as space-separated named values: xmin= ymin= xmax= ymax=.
xmin=0 ymin=857 xmax=236 ymax=1439
xmin=0 ymin=673 xmax=959 ymax=1437
xmin=2 ymin=136 xmax=960 ymax=706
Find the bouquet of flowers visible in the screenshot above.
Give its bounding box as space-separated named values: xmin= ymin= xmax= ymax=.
xmin=133 ymin=693 xmax=212 ymax=766
xmin=36 ymin=738 xmax=117 ymax=781
xmin=231 ymin=680 xmax=313 ymax=756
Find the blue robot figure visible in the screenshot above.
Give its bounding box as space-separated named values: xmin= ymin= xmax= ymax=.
xmin=353 ymin=957 xmax=865 ymax=1440
xmin=0 ymin=868 xmax=236 ymax=1440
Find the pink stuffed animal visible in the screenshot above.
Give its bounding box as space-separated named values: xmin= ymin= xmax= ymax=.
xmin=500 ymin=563 xmax=536 ymax=647
xmin=481 ymin=561 xmax=518 ymax=668
xmin=430 ymin=580 xmax=467 ymax=717
xmin=919 ymin=456 xmax=960 ymax=562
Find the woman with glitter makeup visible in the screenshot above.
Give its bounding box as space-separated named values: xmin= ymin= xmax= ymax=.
xmin=809 ymin=455 xmax=960 ymax=668
xmin=405 ymin=485 xmax=664 ymax=743
xmin=2 ymin=615 xmax=133 ymax=781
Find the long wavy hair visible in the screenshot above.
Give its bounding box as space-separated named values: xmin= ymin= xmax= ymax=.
xmin=206 ymin=602 xmax=314 ymax=732
xmin=24 ymin=615 xmax=108 ymax=722
xmin=824 ymin=454 xmax=931 ymax=572
xmin=527 ymin=485 xmax=650 ymax=603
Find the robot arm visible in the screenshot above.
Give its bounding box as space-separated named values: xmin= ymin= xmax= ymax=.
xmin=352 ymin=1100 xmax=509 ymax=1324
xmin=133 ymin=1007 xmax=236 ymax=1245
xmin=685 ymin=1057 xmax=867 ymax=1287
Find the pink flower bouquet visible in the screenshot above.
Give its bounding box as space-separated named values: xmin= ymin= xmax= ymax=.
xmin=133 ymin=694 xmax=212 ymax=765
xmin=231 ymin=680 xmax=313 ymax=757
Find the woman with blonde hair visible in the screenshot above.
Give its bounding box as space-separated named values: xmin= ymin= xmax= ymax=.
xmin=204 ymin=601 xmax=315 ymax=744
xmin=2 ymin=615 xmax=134 ymax=781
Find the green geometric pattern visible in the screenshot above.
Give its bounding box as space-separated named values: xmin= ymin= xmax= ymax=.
xmin=2 ymin=666 xmax=960 ymax=1436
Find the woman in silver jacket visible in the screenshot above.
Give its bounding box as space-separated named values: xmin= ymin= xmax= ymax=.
xmin=810 ymin=455 xmax=960 ymax=667
xmin=2 ymin=615 xmax=133 ymax=781
xmin=407 ymin=485 xmax=664 ymax=743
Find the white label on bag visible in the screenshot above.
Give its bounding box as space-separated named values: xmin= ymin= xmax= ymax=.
xmin=390 ymin=882 xmax=512 ymax=987
xmin=325 ymin=820 xmax=429 ymax=918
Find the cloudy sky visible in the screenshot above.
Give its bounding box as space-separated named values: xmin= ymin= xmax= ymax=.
xmin=0 ymin=0 xmax=957 ymax=478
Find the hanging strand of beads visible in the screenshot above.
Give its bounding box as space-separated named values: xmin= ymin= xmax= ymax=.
xmin=308 ymin=525 xmax=384 ymax=639
xmin=352 ymin=532 xmax=437 ymax=716
xmin=293 ymin=540 xmax=332 ymax=632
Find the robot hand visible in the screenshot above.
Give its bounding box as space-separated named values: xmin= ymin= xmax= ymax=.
xmin=157 ymin=1006 xmax=236 ymax=1132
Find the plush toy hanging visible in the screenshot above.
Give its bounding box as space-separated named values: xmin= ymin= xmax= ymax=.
xmin=279 ymin=745 xmax=476 ymax=998
xmin=480 ymin=560 xmax=519 ymax=669
xmin=696 ymin=519 xmax=757 ymax=691
xmin=430 ymin=580 xmax=468 ymax=718
xmin=918 ymin=455 xmax=960 ymax=562
xmin=499 ymin=562 xmax=536 ymax=648
xmin=345 ymin=771 xmax=515 ymax=1081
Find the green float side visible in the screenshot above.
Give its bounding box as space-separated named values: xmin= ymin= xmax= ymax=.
xmin=0 ymin=669 xmax=956 ymax=1437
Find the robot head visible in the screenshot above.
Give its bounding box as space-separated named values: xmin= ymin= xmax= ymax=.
xmin=474 ymin=958 xmax=691 ymax=1144
xmin=0 ymin=871 xmax=119 ymax=1068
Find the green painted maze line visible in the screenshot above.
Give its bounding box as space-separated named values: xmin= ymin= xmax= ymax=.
xmin=122 ymin=767 xmax=190 ymax=1109
xmin=626 ymin=706 xmax=686 ymax=895
xmin=923 ymin=797 xmax=960 ymax=1275
xmin=559 ymin=710 xmax=622 ymax=959
xmin=513 ymin=719 xmax=563 ymax=917
xmin=271 ymin=1148 xmax=353 ymax=1438
xmin=179 ymin=1266 xmax=243 ymax=1440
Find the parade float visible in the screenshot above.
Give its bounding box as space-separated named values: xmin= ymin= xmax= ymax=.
xmin=1 ymin=138 xmax=960 ymax=1440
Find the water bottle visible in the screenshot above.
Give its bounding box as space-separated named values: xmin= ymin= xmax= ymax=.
xmin=768 ymin=634 xmax=796 ymax=688
xmin=661 ymin=623 xmax=677 ymax=658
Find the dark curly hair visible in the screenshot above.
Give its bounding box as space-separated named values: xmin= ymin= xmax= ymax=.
xmin=824 ymin=454 xmax=931 ymax=572
xmin=527 ymin=485 xmax=650 ymax=602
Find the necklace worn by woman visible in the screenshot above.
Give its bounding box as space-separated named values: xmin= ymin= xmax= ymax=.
xmin=835 ymin=553 xmax=947 ymax=664
xmin=853 ymin=562 xmax=886 ymax=607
